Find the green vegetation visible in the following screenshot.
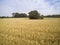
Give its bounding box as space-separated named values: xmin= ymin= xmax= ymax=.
xmin=12 ymin=13 xmax=27 ymax=18
xmin=0 ymin=18 xmax=60 ymax=45
xmin=28 ymin=10 xmax=40 ymax=19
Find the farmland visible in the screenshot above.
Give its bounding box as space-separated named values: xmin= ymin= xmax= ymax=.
xmin=0 ymin=18 xmax=60 ymax=45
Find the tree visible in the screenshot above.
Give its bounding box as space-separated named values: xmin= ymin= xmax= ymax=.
xmin=28 ymin=10 xmax=40 ymax=19
xmin=12 ymin=12 xmax=20 ymax=17
xmin=40 ymin=15 xmax=44 ymax=19
xmin=1 ymin=16 xmax=6 ymax=18
xmin=19 ymin=13 xmax=27 ymax=17
xmin=12 ymin=12 xmax=27 ymax=18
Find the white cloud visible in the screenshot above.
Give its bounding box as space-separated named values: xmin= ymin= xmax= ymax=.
xmin=0 ymin=0 xmax=60 ymax=16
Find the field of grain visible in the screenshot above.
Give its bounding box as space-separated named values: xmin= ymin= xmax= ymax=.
xmin=0 ymin=18 xmax=60 ymax=45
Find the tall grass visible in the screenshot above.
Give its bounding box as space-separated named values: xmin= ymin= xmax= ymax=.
xmin=0 ymin=18 xmax=60 ymax=45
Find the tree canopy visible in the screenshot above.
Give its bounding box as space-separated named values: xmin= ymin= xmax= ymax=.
xmin=28 ymin=10 xmax=40 ymax=19
xmin=12 ymin=12 xmax=27 ymax=18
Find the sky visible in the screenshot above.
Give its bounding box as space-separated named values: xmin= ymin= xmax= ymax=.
xmin=0 ymin=0 xmax=60 ymax=16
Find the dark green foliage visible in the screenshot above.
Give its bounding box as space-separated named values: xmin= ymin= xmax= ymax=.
xmin=12 ymin=12 xmax=27 ymax=18
xmin=0 ymin=16 xmax=6 ymax=18
xmin=40 ymin=15 xmax=44 ymax=19
xmin=28 ymin=10 xmax=40 ymax=19
xmin=44 ymin=14 xmax=60 ymax=18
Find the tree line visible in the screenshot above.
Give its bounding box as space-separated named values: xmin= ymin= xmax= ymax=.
xmin=0 ymin=10 xmax=60 ymax=19
xmin=12 ymin=10 xmax=44 ymax=19
xmin=0 ymin=10 xmax=44 ymax=19
xmin=44 ymin=14 xmax=60 ymax=18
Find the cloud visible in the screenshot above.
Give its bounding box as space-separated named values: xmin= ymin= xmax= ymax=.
xmin=45 ymin=0 xmax=60 ymax=14
xmin=0 ymin=0 xmax=60 ymax=16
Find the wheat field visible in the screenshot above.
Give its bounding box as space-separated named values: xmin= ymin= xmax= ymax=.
xmin=0 ymin=18 xmax=60 ymax=45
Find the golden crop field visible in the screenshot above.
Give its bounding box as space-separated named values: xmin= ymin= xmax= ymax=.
xmin=0 ymin=18 xmax=60 ymax=45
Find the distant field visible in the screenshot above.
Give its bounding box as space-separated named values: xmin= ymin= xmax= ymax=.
xmin=0 ymin=18 xmax=60 ymax=45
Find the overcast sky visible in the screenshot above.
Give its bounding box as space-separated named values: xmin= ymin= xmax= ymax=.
xmin=0 ymin=0 xmax=60 ymax=16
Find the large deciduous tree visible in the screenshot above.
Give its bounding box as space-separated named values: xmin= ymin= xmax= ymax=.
xmin=28 ymin=10 xmax=40 ymax=19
